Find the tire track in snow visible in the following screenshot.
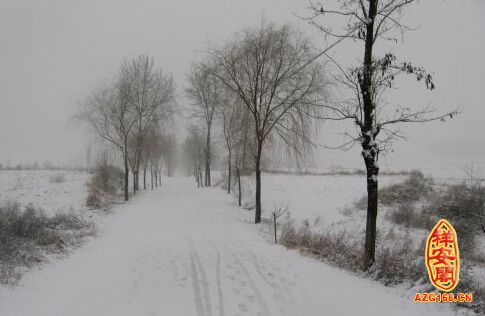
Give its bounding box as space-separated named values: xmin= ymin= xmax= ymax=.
xmin=189 ymin=238 xmax=213 ymax=316
xmin=215 ymin=236 xmax=271 ymax=316
xmin=189 ymin=252 xmax=206 ymax=316
xmin=215 ymin=250 xmax=225 ymax=316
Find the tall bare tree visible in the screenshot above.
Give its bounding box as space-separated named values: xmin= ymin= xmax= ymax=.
xmin=219 ymin=96 xmax=239 ymax=194
xmin=183 ymin=125 xmax=206 ymax=188
xmin=212 ymin=22 xmax=327 ymax=223
xmin=121 ymin=55 xmax=175 ymax=194
xmin=186 ymin=62 xmax=224 ymax=187
xmin=143 ymin=127 xmax=165 ymax=189
xmin=305 ymin=0 xmax=458 ymax=269
xmin=219 ymin=93 xmax=254 ymax=199
xmin=161 ymin=134 xmax=177 ymax=177
xmin=140 ymin=126 xmax=161 ymax=190
xmin=79 ymin=76 xmax=137 ymax=201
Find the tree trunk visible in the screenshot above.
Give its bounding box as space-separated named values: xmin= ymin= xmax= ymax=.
xmin=273 ymin=212 xmax=278 ymax=244
xmin=155 ymin=169 xmax=158 ymax=187
xmin=363 ymin=160 xmax=379 ymax=270
xmin=196 ymin=167 xmax=200 ymax=188
xmin=254 ymin=143 xmax=262 ymax=224
xmin=143 ymin=165 xmax=147 ymax=190
xmin=205 ymin=156 xmax=211 ymax=186
xmin=361 ymin=0 xmax=378 ymax=270
xmin=227 ymin=151 xmax=232 ymax=194
xmin=150 ymin=166 xmax=154 ymax=190
xmin=124 ymin=152 xmax=129 ymax=201
xmin=205 ymin=130 xmax=211 ymax=187
xmin=135 ymin=170 xmax=139 ymax=191
xmin=132 ymin=170 xmax=136 ymax=195
xmin=237 ymin=167 xmax=242 ymax=207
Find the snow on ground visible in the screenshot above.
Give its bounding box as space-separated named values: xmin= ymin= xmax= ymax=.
xmin=0 ymin=177 xmax=464 ymax=316
xmin=0 ymin=170 xmax=91 ymax=215
xmin=238 ymin=172 xmax=485 ymax=290
xmin=238 ymin=174 xmax=403 ymax=235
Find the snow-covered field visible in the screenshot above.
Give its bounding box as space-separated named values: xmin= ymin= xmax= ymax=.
xmin=237 ymin=173 xmax=485 ymax=294
xmin=238 ymin=174 xmax=403 ymax=234
xmin=0 ymin=170 xmax=91 ymax=215
xmin=0 ymin=177 xmax=464 ymax=316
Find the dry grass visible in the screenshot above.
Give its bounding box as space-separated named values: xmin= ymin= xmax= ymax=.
xmin=86 ymin=163 xmax=124 ymax=209
xmin=0 ymin=202 xmax=95 ymax=284
xmin=455 ymin=264 xmax=485 ymax=314
xmin=279 ymin=219 xmax=426 ymax=287
xmin=279 ymin=218 xmax=485 ymax=314
xmin=385 ymin=203 xmax=435 ymax=230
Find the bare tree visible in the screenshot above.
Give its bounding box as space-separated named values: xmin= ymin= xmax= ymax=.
xmin=121 ymin=55 xmax=175 ymax=194
xmin=183 ymin=125 xmax=206 ymax=188
xmin=219 ymin=95 xmax=240 ymax=194
xmin=161 ymin=134 xmax=177 ymax=177
xmin=304 ymin=0 xmax=458 ymax=269
xmin=143 ymin=127 xmax=165 ymax=190
xmin=218 ymin=92 xmax=255 ymax=204
xmin=212 ymin=22 xmax=326 ymax=223
xmin=186 ymin=62 xmax=224 ymax=187
xmin=233 ymin=103 xmax=256 ymax=207
xmin=79 ymin=55 xmax=175 ymax=200
xmin=141 ymin=126 xmax=162 ymax=190
xmin=79 ymin=77 xmax=137 ymax=201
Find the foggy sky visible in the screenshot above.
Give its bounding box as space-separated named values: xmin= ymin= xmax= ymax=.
xmin=0 ymin=0 xmax=484 ymax=176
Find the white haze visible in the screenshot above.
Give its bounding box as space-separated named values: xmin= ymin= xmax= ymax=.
xmin=0 ymin=0 xmax=483 ymax=177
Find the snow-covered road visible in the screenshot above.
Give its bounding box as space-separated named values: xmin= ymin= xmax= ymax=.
xmin=0 ymin=177 xmax=460 ymax=315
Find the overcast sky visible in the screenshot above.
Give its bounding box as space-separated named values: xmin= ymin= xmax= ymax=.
xmin=0 ymin=0 xmax=484 ymax=176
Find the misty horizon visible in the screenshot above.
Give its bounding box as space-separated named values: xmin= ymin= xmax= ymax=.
xmin=1 ymin=0 xmax=484 ymax=175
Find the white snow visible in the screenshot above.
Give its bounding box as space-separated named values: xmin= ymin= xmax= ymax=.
xmin=0 ymin=170 xmax=91 ymax=215
xmin=0 ymin=177 xmax=462 ymax=316
xmin=239 ymin=174 xmax=401 ymax=230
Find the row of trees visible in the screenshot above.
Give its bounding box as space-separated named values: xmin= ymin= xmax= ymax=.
xmin=184 ymin=0 xmax=457 ymax=270
xmin=182 ymin=92 xmax=253 ymax=206
xmin=304 ymin=0 xmax=457 ymax=269
xmin=0 ymin=161 xmax=80 ymax=171
xmin=77 ymin=1 xmax=456 ymax=271
xmin=184 ymin=23 xmax=326 ymax=223
xmin=79 ymin=55 xmax=175 ymax=201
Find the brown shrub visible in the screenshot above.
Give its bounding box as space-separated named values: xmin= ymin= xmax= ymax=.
xmin=386 ymin=203 xmax=434 ymax=230
xmin=0 ymin=202 xmax=94 ymax=284
xmin=372 ymin=236 xmax=425 ymax=285
xmin=280 ymin=219 xmax=427 ymax=287
xmin=379 ymin=170 xmax=433 ymax=206
xmin=280 ymin=220 xmax=363 ymax=272
xmin=86 ymin=163 xmax=124 ymax=208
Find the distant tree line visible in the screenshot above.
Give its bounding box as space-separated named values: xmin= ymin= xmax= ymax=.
xmin=0 ymin=161 xmax=88 ymax=171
